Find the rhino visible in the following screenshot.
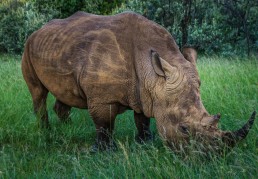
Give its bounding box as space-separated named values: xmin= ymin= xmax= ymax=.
xmin=22 ymin=11 xmax=255 ymax=152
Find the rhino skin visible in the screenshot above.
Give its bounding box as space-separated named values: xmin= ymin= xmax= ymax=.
xmin=22 ymin=11 xmax=255 ymax=152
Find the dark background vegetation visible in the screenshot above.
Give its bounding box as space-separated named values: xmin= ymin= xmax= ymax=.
xmin=0 ymin=0 xmax=257 ymax=56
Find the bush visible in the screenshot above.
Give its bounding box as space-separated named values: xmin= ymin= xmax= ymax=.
xmin=0 ymin=0 xmax=257 ymax=56
xmin=0 ymin=0 xmax=125 ymax=54
xmin=113 ymin=0 xmax=258 ymax=57
xmin=0 ymin=1 xmax=56 ymax=54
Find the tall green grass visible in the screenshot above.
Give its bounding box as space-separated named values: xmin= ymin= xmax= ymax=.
xmin=0 ymin=55 xmax=257 ymax=178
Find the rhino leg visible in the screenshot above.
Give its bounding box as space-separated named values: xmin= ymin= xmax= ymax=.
xmin=32 ymin=87 xmax=49 ymax=128
xmin=28 ymin=85 xmax=49 ymax=128
xmin=22 ymin=60 xmax=49 ymax=128
xmin=134 ymin=112 xmax=153 ymax=143
xmin=89 ymin=104 xmax=118 ymax=152
xmin=53 ymin=100 xmax=71 ymax=122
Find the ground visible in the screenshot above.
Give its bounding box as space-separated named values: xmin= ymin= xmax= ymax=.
xmin=0 ymin=54 xmax=257 ymax=178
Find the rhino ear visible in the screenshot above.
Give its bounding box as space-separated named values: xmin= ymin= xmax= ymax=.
xmin=151 ymin=50 xmax=173 ymax=77
xmin=182 ymin=47 xmax=197 ymax=65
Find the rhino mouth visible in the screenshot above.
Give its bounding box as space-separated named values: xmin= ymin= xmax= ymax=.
xmin=165 ymin=111 xmax=256 ymax=153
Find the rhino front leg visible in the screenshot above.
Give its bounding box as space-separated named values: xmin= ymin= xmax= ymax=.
xmin=89 ymin=104 xmax=118 ymax=152
xmin=53 ymin=99 xmax=71 ymax=122
xmin=134 ymin=112 xmax=153 ymax=143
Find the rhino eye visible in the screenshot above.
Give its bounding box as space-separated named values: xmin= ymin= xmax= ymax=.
xmin=179 ymin=123 xmax=189 ymax=135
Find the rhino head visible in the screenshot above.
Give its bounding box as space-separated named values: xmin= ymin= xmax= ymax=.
xmin=148 ymin=48 xmax=256 ymax=152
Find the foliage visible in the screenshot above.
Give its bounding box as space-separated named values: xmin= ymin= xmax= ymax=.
xmin=0 ymin=0 xmax=257 ymax=56
xmin=0 ymin=55 xmax=257 ymax=178
xmin=113 ymin=0 xmax=258 ymax=56
xmin=32 ymin=0 xmax=125 ymax=17
xmin=0 ymin=0 xmax=56 ymax=53
xmin=215 ymin=0 xmax=258 ymax=56
xmin=0 ymin=0 xmax=124 ymax=54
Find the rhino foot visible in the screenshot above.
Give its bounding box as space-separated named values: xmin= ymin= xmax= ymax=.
xmin=135 ymin=130 xmax=154 ymax=144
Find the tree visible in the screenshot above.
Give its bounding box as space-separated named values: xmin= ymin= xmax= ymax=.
xmin=180 ymin=0 xmax=193 ymax=47
xmin=217 ymin=0 xmax=258 ymax=56
xmin=0 ymin=0 xmax=257 ymax=55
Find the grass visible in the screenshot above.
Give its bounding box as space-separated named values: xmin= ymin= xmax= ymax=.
xmin=0 ymin=54 xmax=257 ymax=178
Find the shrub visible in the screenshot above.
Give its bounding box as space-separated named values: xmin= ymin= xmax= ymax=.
xmin=0 ymin=1 xmax=56 ymax=54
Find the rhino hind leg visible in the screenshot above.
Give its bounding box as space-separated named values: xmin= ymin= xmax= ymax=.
xmin=134 ymin=112 xmax=153 ymax=143
xmin=89 ymin=104 xmax=118 ymax=152
xmin=32 ymin=86 xmax=49 ymax=128
xmin=26 ymin=82 xmax=49 ymax=128
xmin=53 ymin=99 xmax=71 ymax=122
xmin=22 ymin=58 xmax=50 ymax=128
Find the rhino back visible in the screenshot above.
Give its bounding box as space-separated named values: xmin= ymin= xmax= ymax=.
xmin=26 ymin=11 xmax=181 ymax=110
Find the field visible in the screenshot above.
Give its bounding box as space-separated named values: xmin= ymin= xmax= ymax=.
xmin=0 ymin=55 xmax=257 ymax=178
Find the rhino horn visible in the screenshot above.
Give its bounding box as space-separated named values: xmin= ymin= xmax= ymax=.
xmin=222 ymin=111 xmax=256 ymax=147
